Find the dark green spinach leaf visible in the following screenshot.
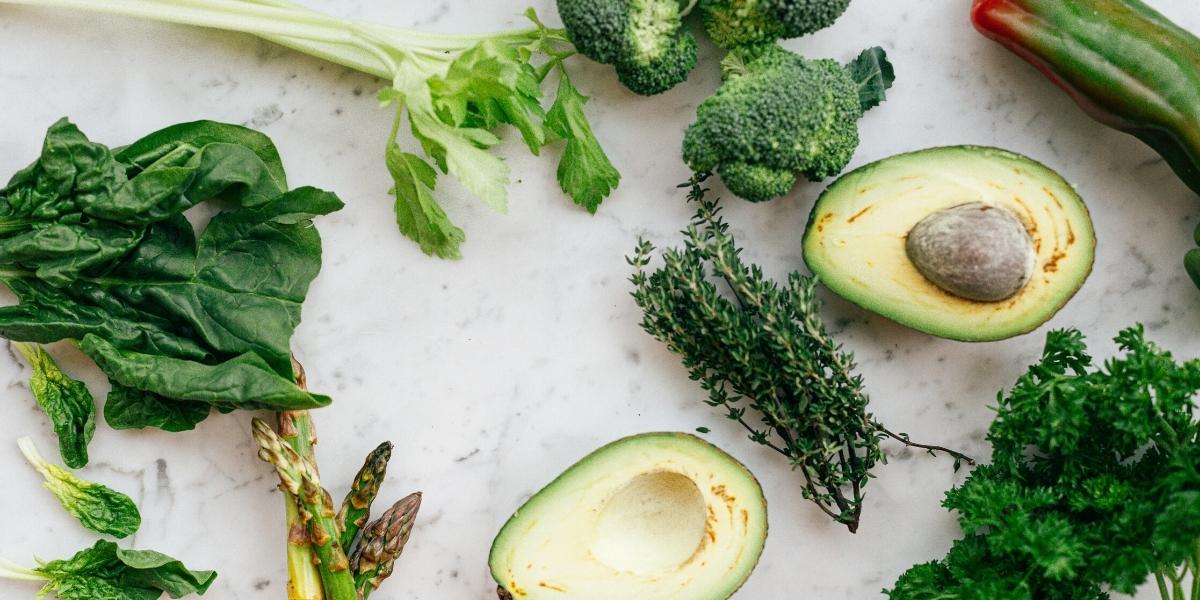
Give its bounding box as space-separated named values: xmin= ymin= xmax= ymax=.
xmin=0 ymin=119 xmax=341 ymax=430
xmin=34 ymin=540 xmax=215 ymax=599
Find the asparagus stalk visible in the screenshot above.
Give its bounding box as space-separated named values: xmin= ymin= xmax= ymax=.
xmin=279 ymin=410 xmax=325 ymax=600
xmin=254 ymin=418 xmax=358 ymax=600
xmin=336 ymin=441 xmax=393 ymax=550
xmin=280 ymin=359 xmax=325 ymax=600
xmin=351 ymin=492 xmax=422 ymax=598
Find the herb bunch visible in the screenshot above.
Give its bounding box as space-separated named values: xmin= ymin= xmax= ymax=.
xmin=629 ymin=175 xmax=971 ymax=532
xmin=887 ymin=326 xmax=1200 ymax=600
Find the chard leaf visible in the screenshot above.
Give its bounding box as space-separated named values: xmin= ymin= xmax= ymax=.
xmin=385 ymin=143 xmax=465 ymax=259
xmin=18 ymin=437 xmax=141 ymax=538
xmin=12 ymin=342 xmax=96 ymax=468
xmin=545 ymin=71 xmax=620 ymax=214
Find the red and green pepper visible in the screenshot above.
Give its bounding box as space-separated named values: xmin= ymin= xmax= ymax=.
xmin=971 ymin=0 xmax=1200 ymax=287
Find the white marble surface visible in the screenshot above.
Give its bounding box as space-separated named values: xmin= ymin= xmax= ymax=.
xmin=1 ymin=1 xmax=1198 ymax=598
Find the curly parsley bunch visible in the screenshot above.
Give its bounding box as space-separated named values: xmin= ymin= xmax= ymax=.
xmin=888 ymin=327 xmax=1200 ymax=600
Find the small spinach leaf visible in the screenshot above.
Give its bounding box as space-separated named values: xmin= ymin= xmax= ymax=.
xmin=12 ymin=342 xmax=96 ymax=468
xmin=18 ymin=437 xmax=141 ymax=538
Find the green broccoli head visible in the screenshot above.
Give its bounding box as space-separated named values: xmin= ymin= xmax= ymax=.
xmin=557 ymin=0 xmax=698 ymax=95
xmin=682 ymin=45 xmax=893 ymax=202
xmin=698 ymin=0 xmax=852 ymax=48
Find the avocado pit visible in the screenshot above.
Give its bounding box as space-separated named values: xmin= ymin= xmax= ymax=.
xmin=905 ymin=202 xmax=1035 ymax=302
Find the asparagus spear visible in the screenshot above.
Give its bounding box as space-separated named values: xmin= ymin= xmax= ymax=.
xmin=279 ymin=410 xmax=325 ymax=600
xmin=254 ymin=418 xmax=358 ymax=600
xmin=337 ymin=442 xmax=393 ymax=550
xmin=280 ymin=359 xmax=326 ymax=600
xmin=351 ymin=492 xmax=422 ymax=598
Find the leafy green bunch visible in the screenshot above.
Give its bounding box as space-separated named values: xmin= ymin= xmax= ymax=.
xmin=887 ymin=326 xmax=1200 ymax=600
xmin=630 ymin=176 xmax=970 ymax=532
xmin=0 ymin=0 xmax=620 ymax=259
xmin=0 ymin=119 xmax=339 ymax=440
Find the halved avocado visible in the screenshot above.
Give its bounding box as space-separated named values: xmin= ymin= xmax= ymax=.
xmin=803 ymin=146 xmax=1094 ymax=342
xmin=489 ymin=432 xmax=767 ymax=600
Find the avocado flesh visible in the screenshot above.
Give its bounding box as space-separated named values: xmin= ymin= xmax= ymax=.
xmin=489 ymin=432 xmax=768 ymax=600
xmin=803 ymin=146 xmax=1094 ymax=342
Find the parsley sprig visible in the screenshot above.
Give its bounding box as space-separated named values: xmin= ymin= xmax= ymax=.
xmin=630 ymin=175 xmax=972 ymax=532
xmin=888 ymin=326 xmax=1200 ymax=599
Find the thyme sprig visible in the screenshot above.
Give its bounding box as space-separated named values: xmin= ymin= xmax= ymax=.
xmin=630 ymin=174 xmax=972 ymax=532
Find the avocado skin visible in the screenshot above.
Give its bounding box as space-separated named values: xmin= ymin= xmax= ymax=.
xmin=802 ymin=145 xmax=1095 ymax=342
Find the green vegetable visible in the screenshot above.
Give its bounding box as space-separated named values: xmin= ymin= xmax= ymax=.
xmin=698 ymin=0 xmax=852 ymax=48
xmin=0 ymin=540 xmax=215 ymax=599
xmin=0 ymin=119 xmax=339 ymax=431
xmin=255 ymin=408 xmax=423 ymax=600
xmin=629 ymin=176 xmax=972 ymax=532
xmin=12 ymin=342 xmax=96 ymax=468
xmin=0 ymin=0 xmax=620 ymax=260
xmin=337 ymin=442 xmax=393 ymax=551
xmin=969 ymin=0 xmax=1200 ymax=291
xmin=351 ymin=492 xmax=422 ymax=599
xmin=488 ymin=433 xmax=765 ymax=600
xmin=556 ymin=0 xmax=699 ymax=95
xmin=682 ymin=45 xmax=894 ymax=202
xmin=18 ymin=437 xmax=141 ymax=539
xmin=253 ymin=418 xmax=357 ymax=599
xmin=887 ymin=326 xmax=1200 ymax=600
xmin=276 ymin=410 xmax=326 ymax=600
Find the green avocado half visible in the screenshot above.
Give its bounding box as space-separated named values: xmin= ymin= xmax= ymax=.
xmin=489 ymin=432 xmax=768 ymax=600
xmin=803 ymin=146 xmax=1095 ymax=342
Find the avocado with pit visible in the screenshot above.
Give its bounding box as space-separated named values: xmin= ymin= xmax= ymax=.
xmin=489 ymin=432 xmax=768 ymax=600
xmin=803 ymin=146 xmax=1094 ymax=342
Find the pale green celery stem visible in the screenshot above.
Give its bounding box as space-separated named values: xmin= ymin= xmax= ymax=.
xmin=0 ymin=0 xmax=550 ymax=80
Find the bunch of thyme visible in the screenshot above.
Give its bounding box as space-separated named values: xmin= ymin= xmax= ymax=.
xmin=629 ymin=174 xmax=971 ymax=532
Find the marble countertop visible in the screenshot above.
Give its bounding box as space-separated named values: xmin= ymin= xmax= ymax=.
xmin=1 ymin=1 xmax=1197 ymax=598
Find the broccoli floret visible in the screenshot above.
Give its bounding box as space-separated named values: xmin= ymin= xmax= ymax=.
xmin=698 ymin=0 xmax=852 ymax=48
xmin=682 ymin=44 xmax=893 ymax=202
xmin=557 ymin=0 xmax=698 ymax=95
